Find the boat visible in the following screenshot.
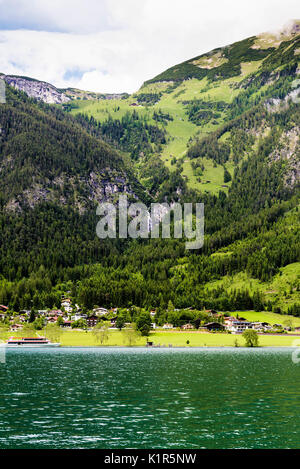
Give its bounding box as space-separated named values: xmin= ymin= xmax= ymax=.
xmin=6 ymin=336 xmax=60 ymax=347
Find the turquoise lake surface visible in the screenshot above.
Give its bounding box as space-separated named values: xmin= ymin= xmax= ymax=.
xmin=0 ymin=347 xmax=300 ymax=449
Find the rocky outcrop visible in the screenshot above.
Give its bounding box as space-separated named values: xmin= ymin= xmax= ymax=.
xmin=1 ymin=74 xmax=70 ymax=104
xmin=269 ymin=128 xmax=300 ymax=188
xmin=5 ymin=172 xmax=139 ymax=213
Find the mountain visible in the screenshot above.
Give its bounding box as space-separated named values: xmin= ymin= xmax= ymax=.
xmin=0 ymin=73 xmax=129 ymax=104
xmin=67 ymin=20 xmax=299 ymax=197
xmin=0 ymin=21 xmax=299 ymax=317
xmin=0 ymin=74 xmax=71 ymax=104
xmin=0 ymin=85 xmax=145 ymax=212
xmin=0 ymin=85 xmax=147 ymax=285
xmin=146 ymin=20 xmax=300 ymax=85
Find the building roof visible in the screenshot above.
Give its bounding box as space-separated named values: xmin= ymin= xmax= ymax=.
xmin=205 ymin=322 xmax=224 ymax=327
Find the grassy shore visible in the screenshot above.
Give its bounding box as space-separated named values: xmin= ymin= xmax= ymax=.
xmin=57 ymin=330 xmax=300 ymax=347
xmin=2 ymin=310 xmax=300 ymax=348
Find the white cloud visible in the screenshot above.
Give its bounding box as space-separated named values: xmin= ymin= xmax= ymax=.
xmin=0 ymin=0 xmax=299 ymax=93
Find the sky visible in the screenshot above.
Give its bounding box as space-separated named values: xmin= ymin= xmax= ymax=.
xmin=0 ymin=0 xmax=299 ymax=93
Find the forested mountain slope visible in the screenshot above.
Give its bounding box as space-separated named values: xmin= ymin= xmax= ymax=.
xmin=0 ymin=86 xmax=145 ymax=212
xmin=69 ymin=20 xmax=300 ymax=197
xmin=0 ymin=22 xmax=299 ymax=316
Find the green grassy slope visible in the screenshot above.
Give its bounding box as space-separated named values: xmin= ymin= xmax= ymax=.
xmin=69 ymin=23 xmax=299 ymax=196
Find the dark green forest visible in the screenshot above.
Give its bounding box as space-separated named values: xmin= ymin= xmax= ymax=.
xmin=0 ymin=29 xmax=299 ymax=319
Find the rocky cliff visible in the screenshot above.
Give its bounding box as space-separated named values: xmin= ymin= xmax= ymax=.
xmin=0 ymin=74 xmax=70 ymax=104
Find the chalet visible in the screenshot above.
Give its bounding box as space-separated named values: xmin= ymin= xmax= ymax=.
xmin=61 ymin=299 xmax=73 ymax=313
xmin=47 ymin=316 xmax=58 ymax=323
xmin=204 ymin=322 xmax=225 ymax=332
xmin=61 ymin=299 xmax=71 ymax=304
xmin=150 ymin=310 xmax=156 ymax=317
xmin=47 ymin=309 xmax=63 ymax=317
xmin=93 ymin=307 xmax=109 ymax=316
xmin=181 ymin=323 xmax=194 ymax=330
xmin=163 ymin=323 xmax=173 ymax=329
xmin=72 ymin=313 xmax=87 ymax=321
xmin=87 ymin=315 xmax=99 ymax=328
xmin=0 ymin=305 xmax=8 ymax=312
xmin=61 ymin=320 xmax=73 ymax=328
xmin=37 ymin=310 xmax=48 ymax=316
xmin=227 ymin=320 xmax=252 ymax=334
xmin=224 ymin=317 xmax=236 ymax=327
xmin=252 ymin=322 xmax=272 ymax=332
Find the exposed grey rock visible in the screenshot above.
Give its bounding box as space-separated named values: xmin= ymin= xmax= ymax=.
xmin=269 ymin=127 xmax=300 ymax=188
xmin=1 ymin=74 xmax=70 ymax=104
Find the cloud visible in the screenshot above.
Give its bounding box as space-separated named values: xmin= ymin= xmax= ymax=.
xmin=0 ymin=0 xmax=299 ymax=93
xmin=0 ymin=0 xmax=111 ymax=33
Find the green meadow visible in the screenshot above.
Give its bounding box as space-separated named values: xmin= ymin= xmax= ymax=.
xmin=58 ymin=329 xmax=300 ymax=347
xmin=69 ymin=63 xmax=264 ymax=195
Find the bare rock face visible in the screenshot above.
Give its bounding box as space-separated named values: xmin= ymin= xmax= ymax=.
xmin=4 ymin=171 xmax=139 ymax=213
xmin=269 ymin=128 xmax=300 ymax=188
xmin=1 ymin=74 xmax=70 ymax=104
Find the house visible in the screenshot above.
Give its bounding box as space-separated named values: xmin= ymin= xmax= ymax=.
xmin=0 ymin=313 xmax=6 ymax=321
xmin=72 ymin=313 xmax=87 ymax=321
xmin=181 ymin=323 xmax=194 ymax=330
xmin=47 ymin=316 xmax=58 ymax=323
xmin=273 ymin=324 xmax=283 ymax=329
xmin=61 ymin=299 xmax=71 ymax=304
xmin=163 ymin=323 xmax=173 ymax=329
xmin=48 ymin=309 xmax=63 ymax=316
xmin=61 ymin=320 xmax=73 ymax=328
xmin=252 ymin=322 xmax=272 ymax=332
xmin=227 ymin=320 xmax=253 ymax=334
xmin=150 ymin=310 xmax=156 ymax=317
xmin=93 ymin=307 xmax=109 ymax=316
xmin=151 ymin=323 xmax=156 ymax=329
xmin=295 ymin=327 xmax=300 ymax=333
xmin=61 ymin=299 xmax=73 ymax=313
xmin=87 ymin=315 xmax=99 ymax=328
xmin=204 ymin=322 xmax=225 ymax=332
xmin=10 ymin=324 xmax=23 ymax=331
xmin=0 ymin=305 xmax=8 ymax=312
xmin=224 ymin=317 xmax=237 ymax=330
xmin=37 ymin=310 xmax=48 ymax=316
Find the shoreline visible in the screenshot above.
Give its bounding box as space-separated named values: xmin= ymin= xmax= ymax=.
xmin=4 ymin=329 xmax=300 ymax=348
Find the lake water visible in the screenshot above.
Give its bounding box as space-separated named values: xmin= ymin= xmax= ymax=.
xmin=0 ymin=347 xmax=300 ymax=449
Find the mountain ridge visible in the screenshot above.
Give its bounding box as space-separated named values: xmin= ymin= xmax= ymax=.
xmin=0 ymin=21 xmax=299 ymax=315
